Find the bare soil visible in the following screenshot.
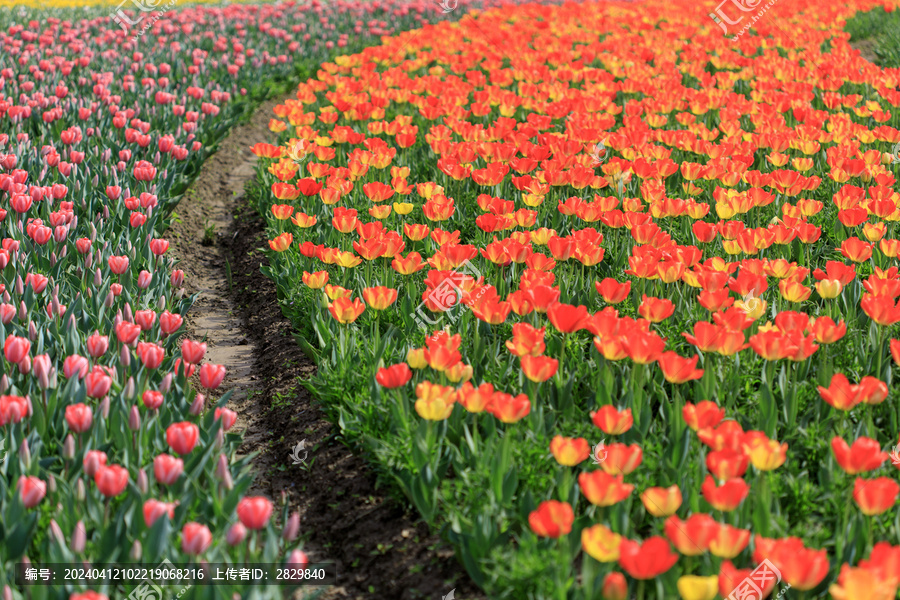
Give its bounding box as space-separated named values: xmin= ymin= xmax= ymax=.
xmin=165 ymin=96 xmax=486 ymax=600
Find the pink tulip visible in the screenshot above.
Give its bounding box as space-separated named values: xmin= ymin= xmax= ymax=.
xmin=237 ymin=496 xmax=273 ymax=530
xmin=94 ymin=465 xmax=129 ymax=498
xmin=166 ymin=422 xmax=199 ymax=455
xmin=199 ymin=363 xmax=226 ymax=389
xmin=153 ymin=454 xmax=184 ymax=486
xmin=214 ymin=407 xmax=237 ymax=431
xmin=84 ymin=368 xmax=112 ymax=399
xmin=181 ymin=339 xmax=207 ymax=364
xmin=65 ymin=403 xmax=93 ymax=433
xmin=226 ymin=522 xmax=247 ymax=546
xmin=83 ymin=450 xmax=108 ymax=478
xmin=143 ymin=499 xmax=176 ymax=527
xmin=181 ymin=522 xmax=212 ymax=555
xmin=17 ymin=476 xmax=46 ymax=508
xmin=4 ymin=334 xmax=30 ymax=363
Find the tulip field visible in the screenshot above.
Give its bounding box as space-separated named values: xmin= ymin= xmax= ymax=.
xmin=251 ymin=0 xmax=900 ymax=598
xmin=6 ymin=0 xmax=900 ymax=597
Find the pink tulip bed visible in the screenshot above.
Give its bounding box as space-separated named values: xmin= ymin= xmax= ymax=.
xmin=0 ymin=1 xmax=528 ymax=598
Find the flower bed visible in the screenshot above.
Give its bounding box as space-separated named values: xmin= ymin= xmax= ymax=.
xmin=0 ymin=1 xmax=501 ymax=598
xmin=253 ymin=0 xmax=900 ymax=597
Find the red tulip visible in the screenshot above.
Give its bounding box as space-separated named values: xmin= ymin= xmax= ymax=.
xmin=166 ymin=422 xmax=199 ymax=455
xmin=617 ymin=536 xmax=678 ymax=579
xmin=237 ymin=496 xmax=274 ymax=530
xmin=528 ymin=500 xmax=574 ymax=538
xmin=375 ymin=364 xmax=413 ymax=388
xmin=86 ymin=332 xmax=108 ymax=358
xmin=547 ymin=302 xmax=591 ymax=333
xmin=831 ymin=436 xmax=888 ymax=474
xmin=854 ymin=477 xmax=899 ymax=516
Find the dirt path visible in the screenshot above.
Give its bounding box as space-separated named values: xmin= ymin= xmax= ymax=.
xmin=166 ymin=96 xmax=486 ymax=600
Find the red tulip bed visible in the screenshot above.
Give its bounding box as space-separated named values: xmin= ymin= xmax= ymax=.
xmin=251 ymin=0 xmax=900 ymax=598
xmin=0 ymin=1 xmax=523 ymax=599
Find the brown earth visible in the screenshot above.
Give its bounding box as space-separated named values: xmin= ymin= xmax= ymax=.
xmin=165 ymin=96 xmax=487 ymax=600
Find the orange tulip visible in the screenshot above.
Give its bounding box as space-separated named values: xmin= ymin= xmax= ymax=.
xmin=327 ymin=297 xmax=365 ymax=324
xmin=521 ymin=354 xmax=558 ymax=382
xmin=268 ymin=232 xmax=293 ymax=252
xmin=591 ymin=406 xmax=633 ymax=435
xmin=486 ymin=392 xmax=530 ymax=423
xmin=549 ymin=436 xmax=590 ymax=466
xmin=854 ymin=477 xmax=899 ymax=516
xmin=595 ymin=278 xmax=631 ymax=304
xmin=640 ymin=485 xmax=682 ymax=517
xmin=664 ymin=513 xmax=717 ymax=556
xmin=682 ymin=401 xmax=725 ymax=431
xmin=600 ymin=443 xmax=643 ymax=475
xmin=832 ymin=436 xmax=888 ymax=474
xmin=657 ymin=351 xmax=704 ymax=384
xmin=581 ymin=524 xmax=623 ymax=562
xmin=637 ymin=295 xmax=674 ymax=323
xmin=301 ymin=271 xmax=328 ymax=289
xmin=578 ymin=470 xmax=634 ymax=507
xmin=361 ymin=286 xmax=398 ymax=310
xmin=708 ymin=523 xmax=750 ymax=559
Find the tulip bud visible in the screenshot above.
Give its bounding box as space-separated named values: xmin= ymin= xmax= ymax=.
xmin=18 ymin=301 xmax=26 ymax=322
xmin=280 ymin=490 xmax=288 ymax=506
xmin=28 ymin=320 xmax=37 ymax=341
xmin=158 ymin=295 xmax=166 ymax=311
xmin=4 ymin=585 xmax=14 ymax=600
xmin=120 ymin=344 xmax=130 ymax=368
xmin=189 ymin=394 xmax=205 ymax=416
xmin=49 ymin=520 xmax=65 ymax=546
xmin=214 ymin=428 xmax=224 ymax=450
xmin=601 ymin=572 xmax=627 ymax=600
xmin=49 ymin=252 xmax=57 ymax=267
xmin=33 ymin=354 xmax=51 ymax=389
xmin=215 ymin=454 xmax=229 ymax=480
xmin=124 ymin=377 xmax=135 ymax=399
xmin=123 ymin=303 xmax=133 ymax=324
xmin=75 ymin=479 xmax=85 ymax=502
xmin=17 ymin=356 xmax=31 ymax=375
xmin=47 ymin=474 xmax=56 ymax=495
xmin=104 ymin=291 xmax=115 ymax=308
xmin=19 ymin=439 xmax=30 ymax=469
xmin=63 ymin=434 xmax=75 ymax=460
xmin=131 ymin=540 xmax=142 ymax=561
xmin=93 ymin=268 xmax=102 ymax=287
xmin=282 ymin=512 xmax=300 ymax=542
xmin=15 ymin=275 xmax=23 ymax=296
xmin=84 ymin=251 xmax=92 ymax=270
xmin=159 ymin=373 xmax=172 ymax=393
xmin=137 ymin=468 xmax=148 ymax=494
xmin=60 ymin=245 xmax=68 ymax=259
xmin=100 ymin=396 xmax=110 ymax=419
xmin=128 ymin=405 xmax=140 ymax=431
xmin=0 ymin=375 xmax=8 ymax=393
xmin=226 ymin=522 xmax=247 ymax=546
xmin=71 ymin=521 xmax=86 ymax=553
